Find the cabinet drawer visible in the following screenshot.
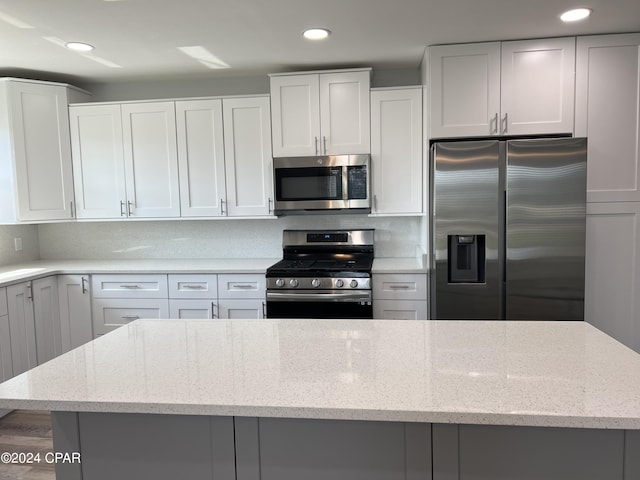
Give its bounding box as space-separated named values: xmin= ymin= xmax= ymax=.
xmin=218 ymin=274 xmax=265 ymax=299
xmin=168 ymin=275 xmax=218 ymax=299
xmin=372 ymin=274 xmax=428 ymax=300
xmin=373 ymin=300 xmax=428 ymax=320
xmin=92 ymin=298 xmax=169 ymax=335
xmin=92 ymin=275 xmax=168 ymax=298
xmin=0 ymin=288 xmax=7 ymax=317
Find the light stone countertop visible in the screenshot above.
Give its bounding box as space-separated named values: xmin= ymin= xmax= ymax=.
xmin=0 ymin=257 xmax=426 ymax=287
xmin=0 ymin=318 xmax=639 ymax=430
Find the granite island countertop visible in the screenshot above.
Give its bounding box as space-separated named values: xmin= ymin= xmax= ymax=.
xmin=0 ymin=318 xmax=639 ymax=430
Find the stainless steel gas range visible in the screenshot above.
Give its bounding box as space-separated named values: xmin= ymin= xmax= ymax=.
xmin=265 ymin=229 xmax=374 ymax=319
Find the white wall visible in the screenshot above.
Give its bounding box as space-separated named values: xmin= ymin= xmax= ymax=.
xmin=38 ymin=216 xmax=423 ymax=260
xmin=0 ymin=224 xmax=40 ymax=266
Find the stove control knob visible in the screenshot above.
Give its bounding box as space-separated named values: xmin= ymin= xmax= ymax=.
xmin=275 ymin=278 xmax=285 ymax=288
xmin=350 ymin=279 xmax=359 ymax=288
xmin=311 ymin=278 xmax=321 ymax=288
xmin=289 ymin=279 xmax=299 ymax=288
xmin=335 ymin=279 xmax=344 ymax=288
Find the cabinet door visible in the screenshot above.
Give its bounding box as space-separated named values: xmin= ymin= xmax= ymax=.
xmin=219 ymin=299 xmax=265 ymax=319
xmin=70 ymin=104 xmax=127 ymax=219
xmin=372 ymin=274 xmax=428 ymax=300
xmin=223 ymin=97 xmax=274 ymax=217
xmin=122 ymin=102 xmax=181 ymax=217
xmin=370 ymin=87 xmax=422 ymax=215
xmin=429 ymin=42 xmax=501 ymax=138
xmin=501 ymin=37 xmax=575 ymax=135
xmin=270 ymin=74 xmax=321 ymax=157
xmin=319 ymin=71 xmax=371 ymax=155
xmin=576 ymin=33 xmax=640 ymax=203
xmin=168 ymin=274 xmax=218 ymax=299
xmin=373 ymin=300 xmax=428 ymax=320
xmin=6 ymin=282 xmax=37 ymax=375
xmin=58 ymin=275 xmax=93 ymax=351
xmin=176 ymin=99 xmax=227 ymax=217
xmin=91 ymin=274 xmax=169 ymax=299
xmin=0 ymin=314 xmax=12 ymax=382
xmin=218 ymin=274 xmax=266 ymax=299
xmin=9 ymin=81 xmax=75 ymax=221
xmin=169 ymin=299 xmax=215 ymax=319
xmin=585 ymin=202 xmax=640 ymax=353
xmin=92 ymin=298 xmax=169 ymax=335
xmin=32 ymin=276 xmax=63 ymax=364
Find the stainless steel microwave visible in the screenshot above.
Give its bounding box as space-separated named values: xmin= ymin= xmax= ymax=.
xmin=273 ymin=155 xmax=370 ymax=214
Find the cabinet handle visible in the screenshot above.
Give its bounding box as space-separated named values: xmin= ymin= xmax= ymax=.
xmin=389 ymin=285 xmax=411 ymax=290
xmin=82 ymin=277 xmax=88 ymax=294
xmin=491 ymin=113 xmax=498 ymax=134
xmin=502 ymin=113 xmax=508 ymax=134
xmin=212 ymin=303 xmax=218 ymax=319
xmin=232 ymin=284 xmax=255 ymax=289
xmin=220 ymin=199 xmax=226 ymax=216
xmin=373 ymin=194 xmax=378 ymax=212
xmin=119 ymin=284 xmax=141 ymax=289
xmin=262 ymin=301 xmax=267 ymax=318
xmin=121 ymin=315 xmax=140 ymax=320
xmin=181 ymin=285 xmax=206 ymax=290
xmin=127 ymin=201 xmax=134 ymax=216
xmin=120 ymin=201 xmax=126 ymax=217
xmin=314 ymin=137 xmax=319 ymax=155
xmin=70 ymin=201 xmax=75 ymax=218
xmin=268 ymin=197 xmax=273 ymax=215
xmin=323 ymin=136 xmax=327 ymax=155
xmin=26 ymin=283 xmax=33 ymax=300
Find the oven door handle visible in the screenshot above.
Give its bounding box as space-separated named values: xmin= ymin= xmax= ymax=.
xmin=266 ymin=291 xmax=371 ymax=302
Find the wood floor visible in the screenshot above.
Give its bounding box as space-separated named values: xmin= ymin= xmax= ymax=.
xmin=0 ymin=410 xmax=55 ymax=480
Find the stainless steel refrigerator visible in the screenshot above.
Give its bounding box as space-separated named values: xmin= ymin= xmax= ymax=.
xmin=430 ymin=137 xmax=587 ymax=320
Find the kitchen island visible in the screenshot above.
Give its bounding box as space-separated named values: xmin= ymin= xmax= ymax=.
xmin=0 ymin=318 xmax=639 ymax=479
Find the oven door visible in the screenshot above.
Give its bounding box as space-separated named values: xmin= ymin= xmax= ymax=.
xmin=266 ymin=290 xmax=372 ymax=319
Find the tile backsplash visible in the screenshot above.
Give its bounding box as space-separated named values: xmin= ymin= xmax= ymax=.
xmin=38 ymin=216 xmax=424 ymax=260
xmin=0 ymin=224 xmax=40 ymax=266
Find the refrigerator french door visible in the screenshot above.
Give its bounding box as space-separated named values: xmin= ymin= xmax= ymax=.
xmin=430 ymin=137 xmax=587 ymax=320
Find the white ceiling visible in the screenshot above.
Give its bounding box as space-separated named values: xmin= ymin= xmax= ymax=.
xmin=0 ymin=0 xmax=638 ymax=84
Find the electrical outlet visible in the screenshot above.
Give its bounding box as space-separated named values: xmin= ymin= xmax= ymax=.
xmin=14 ymin=237 xmax=22 ymax=252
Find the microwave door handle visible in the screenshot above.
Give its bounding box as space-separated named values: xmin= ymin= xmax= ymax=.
xmin=343 ymin=166 xmax=349 ymax=202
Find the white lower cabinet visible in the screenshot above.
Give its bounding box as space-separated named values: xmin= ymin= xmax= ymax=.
xmin=6 ymin=281 xmax=38 ymax=375
xmin=92 ymin=298 xmax=169 ymax=335
xmin=218 ymin=274 xmax=266 ymax=319
xmin=168 ymin=274 xmax=218 ymax=319
xmin=372 ymin=273 xmax=428 ymax=320
xmin=0 ymin=288 xmax=12 ymax=383
xmin=169 ymin=299 xmax=215 ymax=319
xmin=31 ymin=276 xmax=63 ymax=365
xmin=585 ymin=202 xmax=640 ymax=353
xmin=58 ymin=275 xmax=93 ymax=350
xmin=91 ymin=274 xmax=170 ymax=335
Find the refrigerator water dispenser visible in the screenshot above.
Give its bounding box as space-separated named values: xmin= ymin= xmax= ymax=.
xmin=448 ymin=234 xmax=485 ymax=283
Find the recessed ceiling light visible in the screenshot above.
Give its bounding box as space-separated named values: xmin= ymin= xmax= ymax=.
xmin=303 ymin=28 xmax=331 ymax=41
xmin=560 ymin=8 xmax=592 ymax=22
xmin=65 ymin=42 xmax=95 ymax=52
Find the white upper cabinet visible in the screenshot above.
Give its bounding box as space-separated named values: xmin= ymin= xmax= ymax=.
xmin=429 ymin=42 xmax=501 ymax=138
xmin=70 ymin=104 xmax=127 ymax=219
xmin=429 ymin=38 xmax=575 ymax=138
xmin=0 ymin=79 xmax=78 ymax=223
xmin=223 ymin=96 xmax=274 ymax=217
xmin=370 ymin=87 xmax=423 ymax=215
xmin=576 ymin=33 xmax=640 ymax=203
xmin=270 ymin=69 xmax=370 ymax=157
xmin=176 ymin=99 xmax=227 ymax=217
xmin=122 ymin=102 xmax=181 ymax=218
xmin=71 ymin=101 xmax=181 ymax=219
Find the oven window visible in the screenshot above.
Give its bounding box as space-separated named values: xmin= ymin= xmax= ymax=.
xmin=276 ymin=167 xmax=342 ymax=201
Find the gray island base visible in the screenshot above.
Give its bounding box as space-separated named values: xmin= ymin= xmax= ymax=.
xmin=1 ymin=319 xmax=639 ymax=479
xmin=51 ymin=413 xmax=640 ymax=480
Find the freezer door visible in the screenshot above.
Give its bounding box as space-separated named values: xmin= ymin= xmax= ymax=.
xmin=431 ymin=140 xmax=502 ymax=319
xmin=506 ymin=137 xmax=586 ymax=320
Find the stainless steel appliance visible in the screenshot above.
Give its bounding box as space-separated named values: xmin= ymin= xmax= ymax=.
xmin=273 ymin=155 xmax=370 ymax=214
xmin=430 ymin=137 xmax=587 ymax=320
xmin=266 ymin=229 xmax=374 ymax=318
